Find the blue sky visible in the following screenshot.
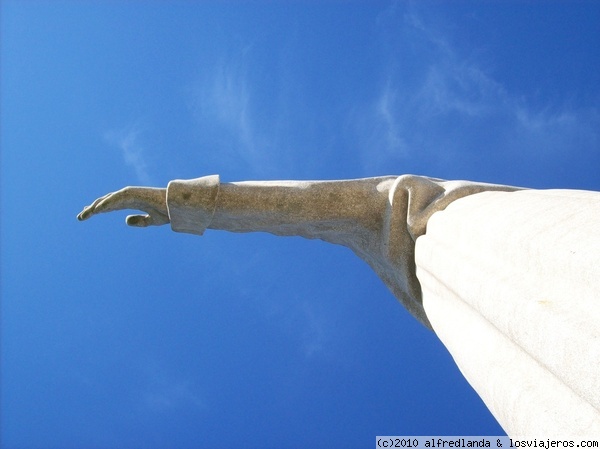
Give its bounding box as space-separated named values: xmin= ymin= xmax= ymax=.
xmin=2 ymin=1 xmax=599 ymax=448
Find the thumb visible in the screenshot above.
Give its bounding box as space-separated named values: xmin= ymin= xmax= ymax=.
xmin=126 ymin=214 xmax=152 ymax=227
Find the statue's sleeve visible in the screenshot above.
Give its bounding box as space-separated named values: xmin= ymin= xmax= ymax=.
xmin=166 ymin=175 xmax=221 ymax=236
xmin=166 ymin=174 xmax=394 ymax=242
xmin=165 ymin=173 xmax=521 ymax=328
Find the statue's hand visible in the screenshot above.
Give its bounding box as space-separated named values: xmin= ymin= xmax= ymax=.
xmin=77 ymin=187 xmax=169 ymax=227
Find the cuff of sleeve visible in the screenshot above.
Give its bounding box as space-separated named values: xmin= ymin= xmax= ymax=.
xmin=166 ymin=175 xmax=220 ymax=236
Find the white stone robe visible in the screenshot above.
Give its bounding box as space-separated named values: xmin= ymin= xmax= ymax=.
xmin=417 ymin=189 xmax=600 ymax=437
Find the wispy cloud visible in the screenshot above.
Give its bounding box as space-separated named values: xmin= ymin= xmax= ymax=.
xmin=357 ymin=3 xmax=600 ymax=177
xmin=143 ymin=378 xmax=205 ymax=413
xmin=376 ymin=80 xmax=409 ymax=157
xmin=224 ymin=250 xmax=336 ymax=360
xmin=212 ymin=60 xmax=253 ymax=144
xmin=190 ymin=48 xmax=279 ymax=175
xmin=271 ymin=297 xmax=332 ymax=360
xmin=294 ymin=299 xmax=327 ymax=359
xmin=138 ymin=358 xmax=206 ymax=414
xmin=105 ymin=124 xmax=152 ymax=185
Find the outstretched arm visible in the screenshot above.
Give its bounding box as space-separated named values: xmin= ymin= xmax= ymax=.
xmin=77 ymin=174 xmax=521 ymax=329
xmin=77 ymin=186 xmax=169 ymax=227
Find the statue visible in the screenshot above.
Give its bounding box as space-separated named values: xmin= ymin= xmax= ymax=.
xmin=77 ymin=174 xmax=519 ymax=328
xmin=78 ymin=174 xmax=600 ymax=437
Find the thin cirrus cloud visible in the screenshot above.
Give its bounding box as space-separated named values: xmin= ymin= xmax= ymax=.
xmin=376 ymin=80 xmax=409 ymax=159
xmin=358 ymin=6 xmax=600 ymax=174
xmin=138 ymin=358 xmax=207 ymax=414
xmin=210 ymin=58 xmax=254 ymax=150
xmin=104 ymin=125 xmax=152 ymax=185
xmin=190 ymin=51 xmax=278 ymax=175
xmin=223 ymin=252 xmax=333 ymax=360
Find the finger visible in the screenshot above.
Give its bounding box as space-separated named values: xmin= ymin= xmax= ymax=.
xmin=126 ymin=214 xmax=152 ymax=227
xmin=93 ymin=189 xmax=132 ymax=214
xmin=77 ymin=192 xmax=114 ymax=221
xmin=77 ymin=187 xmax=168 ymax=224
xmin=77 ymin=208 xmax=90 ymax=221
xmin=77 ymin=202 xmax=103 ymax=221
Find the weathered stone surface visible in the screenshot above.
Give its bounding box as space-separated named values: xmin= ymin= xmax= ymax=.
xmin=166 ymin=175 xmax=520 ymax=327
xmin=80 ymin=174 xmax=516 ymax=327
xmin=416 ymin=189 xmax=600 ymax=436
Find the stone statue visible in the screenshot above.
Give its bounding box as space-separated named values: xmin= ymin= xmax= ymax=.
xmin=79 ymin=174 xmax=600 ymax=437
xmin=77 ymin=174 xmax=518 ymax=328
